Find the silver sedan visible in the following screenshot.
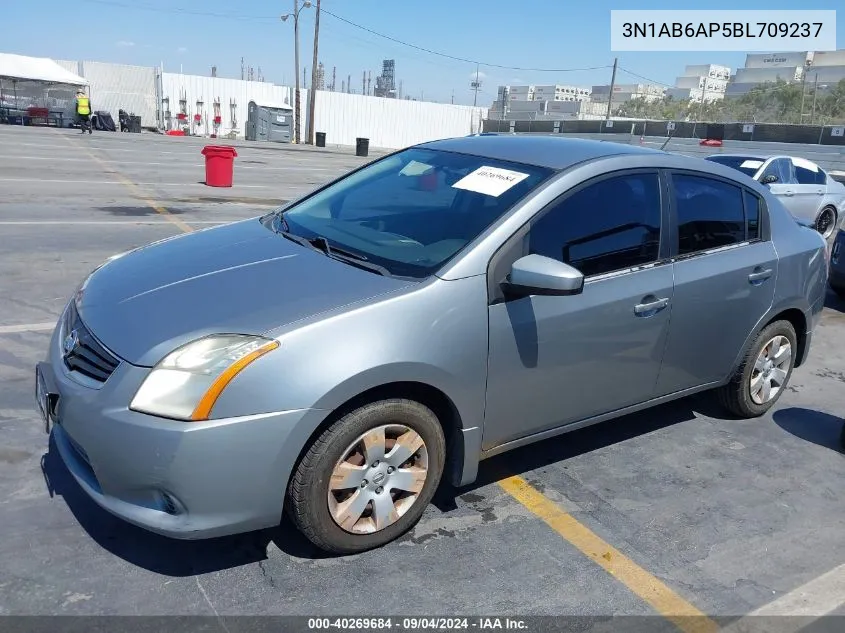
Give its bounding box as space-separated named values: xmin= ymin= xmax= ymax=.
xmin=705 ymin=153 xmax=845 ymax=239
xmin=36 ymin=136 xmax=828 ymax=553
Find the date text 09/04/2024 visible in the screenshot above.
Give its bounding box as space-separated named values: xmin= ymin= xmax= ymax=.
xmin=307 ymin=618 xmax=528 ymax=630
xmin=621 ymin=22 xmax=824 ymax=39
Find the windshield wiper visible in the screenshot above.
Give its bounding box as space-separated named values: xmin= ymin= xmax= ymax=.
xmin=320 ymin=245 xmax=392 ymax=277
xmin=273 ymin=216 xmax=390 ymax=277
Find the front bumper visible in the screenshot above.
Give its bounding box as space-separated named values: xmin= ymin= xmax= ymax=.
xmin=39 ymin=314 xmax=319 ymax=540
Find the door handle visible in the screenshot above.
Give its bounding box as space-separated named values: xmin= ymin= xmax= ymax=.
xmin=783 ymin=190 xmax=794 ymax=196
xmin=634 ymin=297 xmax=669 ymax=316
xmin=748 ymin=268 xmax=773 ymax=283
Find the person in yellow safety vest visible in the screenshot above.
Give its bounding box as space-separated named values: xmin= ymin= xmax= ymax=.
xmin=75 ymin=89 xmax=92 ymax=134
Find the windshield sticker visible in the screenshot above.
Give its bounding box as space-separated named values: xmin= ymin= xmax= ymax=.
xmin=792 ymin=157 xmax=819 ymax=172
xmin=451 ymin=166 xmax=530 ymax=197
xmin=399 ymin=160 xmax=434 ymax=176
xmin=740 ymin=160 xmax=764 ymax=170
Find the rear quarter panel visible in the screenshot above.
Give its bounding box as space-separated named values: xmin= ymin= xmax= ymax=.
xmin=767 ymin=191 xmax=828 ymax=336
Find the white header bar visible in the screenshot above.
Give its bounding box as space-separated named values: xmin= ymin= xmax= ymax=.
xmin=610 ymin=10 xmax=837 ymax=52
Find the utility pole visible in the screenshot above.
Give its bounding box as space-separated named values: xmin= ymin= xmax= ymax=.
xmin=799 ymin=59 xmax=811 ymax=123
xmin=306 ymin=0 xmax=321 ymax=144
xmin=293 ymin=0 xmax=301 ymax=143
xmin=347 ymin=74 xmax=351 ymax=93
xmin=472 ymin=63 xmax=480 ymax=107
xmin=451 ymin=89 xmax=454 ymax=104
xmin=811 ymin=73 xmax=819 ymax=124
xmin=362 ymin=71 xmax=366 ymax=95
xmin=604 ymin=57 xmax=618 ymax=122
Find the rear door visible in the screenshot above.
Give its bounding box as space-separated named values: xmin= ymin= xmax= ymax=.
xmin=790 ymin=158 xmax=827 ymax=224
xmin=654 ymin=171 xmax=776 ymax=395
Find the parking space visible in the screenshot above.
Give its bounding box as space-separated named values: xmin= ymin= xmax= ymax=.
xmin=1 ymin=125 xmax=844 ymax=626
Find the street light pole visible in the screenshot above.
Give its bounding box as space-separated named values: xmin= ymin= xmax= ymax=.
xmin=307 ymin=0 xmax=321 ymax=145
xmin=281 ymin=1 xmax=311 ymax=144
xmin=293 ymin=0 xmax=301 ymax=144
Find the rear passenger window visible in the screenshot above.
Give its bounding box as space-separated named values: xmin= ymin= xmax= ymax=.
xmin=793 ymin=160 xmax=826 ymax=185
xmin=673 ymin=174 xmax=746 ymax=255
xmin=743 ymin=190 xmax=761 ymax=241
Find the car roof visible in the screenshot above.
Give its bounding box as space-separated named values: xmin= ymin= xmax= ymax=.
xmin=416 ymin=135 xmax=665 ymax=170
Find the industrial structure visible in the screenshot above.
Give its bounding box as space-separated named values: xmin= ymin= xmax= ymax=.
xmin=374 ymin=59 xmax=396 ymax=98
xmin=666 ymin=64 xmax=731 ymax=102
xmin=726 ymin=50 xmax=845 ymax=97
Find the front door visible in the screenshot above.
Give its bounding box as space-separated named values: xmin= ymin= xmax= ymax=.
xmin=656 ymin=172 xmax=777 ymax=395
xmin=483 ymin=171 xmax=674 ymax=451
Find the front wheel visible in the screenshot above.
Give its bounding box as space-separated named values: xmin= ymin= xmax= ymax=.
xmin=287 ymin=399 xmax=446 ymax=554
xmin=717 ymin=320 xmax=797 ymax=418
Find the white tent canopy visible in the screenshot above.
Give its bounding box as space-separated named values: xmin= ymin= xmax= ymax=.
xmin=0 ymin=53 xmax=87 ymax=85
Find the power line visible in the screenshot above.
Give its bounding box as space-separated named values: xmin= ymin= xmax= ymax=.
xmin=79 ymin=0 xmax=277 ymax=21
xmin=320 ymin=8 xmax=610 ymax=73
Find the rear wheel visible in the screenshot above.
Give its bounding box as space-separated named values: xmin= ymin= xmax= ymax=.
xmin=717 ymin=320 xmax=797 ymax=418
xmin=287 ymin=399 xmax=445 ymax=554
xmin=816 ymin=207 xmax=837 ymax=240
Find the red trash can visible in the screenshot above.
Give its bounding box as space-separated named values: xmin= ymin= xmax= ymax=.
xmin=201 ymin=145 xmax=238 ymax=187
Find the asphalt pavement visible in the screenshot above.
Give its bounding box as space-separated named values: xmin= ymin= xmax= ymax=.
xmin=1 ymin=125 xmax=844 ymax=626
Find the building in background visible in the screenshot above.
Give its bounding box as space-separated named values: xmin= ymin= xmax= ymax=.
xmin=590 ymin=82 xmax=665 ymax=104
xmin=666 ymin=64 xmax=730 ymax=102
xmin=726 ymin=50 xmax=845 ymax=97
xmin=487 ymin=83 xmax=592 ymax=120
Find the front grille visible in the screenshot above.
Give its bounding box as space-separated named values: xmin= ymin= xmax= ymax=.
xmin=62 ymin=301 xmax=120 ymax=384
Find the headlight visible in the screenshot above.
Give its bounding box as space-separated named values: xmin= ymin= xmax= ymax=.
xmin=130 ymin=335 xmax=280 ymax=421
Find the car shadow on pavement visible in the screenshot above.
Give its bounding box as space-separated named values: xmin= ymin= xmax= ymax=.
xmin=825 ymin=289 xmax=845 ymax=313
xmin=432 ymin=392 xmax=728 ymax=511
xmin=40 ymin=435 xmax=329 ymax=576
xmin=772 ymin=407 xmax=845 ymax=454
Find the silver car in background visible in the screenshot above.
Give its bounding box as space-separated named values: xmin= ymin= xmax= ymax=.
xmin=705 ymin=153 xmax=845 ymax=239
xmin=36 ymin=136 xmax=828 ymax=554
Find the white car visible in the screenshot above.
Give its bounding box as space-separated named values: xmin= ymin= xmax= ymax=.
xmin=706 ymin=154 xmax=845 ymax=239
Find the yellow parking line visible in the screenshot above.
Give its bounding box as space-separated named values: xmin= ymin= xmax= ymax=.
xmin=61 ymin=135 xmax=193 ymax=234
xmin=498 ymin=475 xmax=720 ymax=633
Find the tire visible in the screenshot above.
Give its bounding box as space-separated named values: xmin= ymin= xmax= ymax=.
xmin=287 ymin=399 xmax=446 ymax=554
xmin=717 ymin=320 xmax=797 ymax=418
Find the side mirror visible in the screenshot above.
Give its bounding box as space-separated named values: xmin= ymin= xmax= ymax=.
xmin=761 ymin=174 xmax=778 ymax=185
xmin=501 ymin=254 xmax=584 ymax=298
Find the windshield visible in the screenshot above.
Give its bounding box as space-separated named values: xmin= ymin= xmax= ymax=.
xmin=268 ymin=147 xmax=554 ymax=278
xmin=706 ymin=155 xmax=764 ymax=178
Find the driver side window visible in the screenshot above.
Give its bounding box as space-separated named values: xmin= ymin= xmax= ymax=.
xmin=527 ymin=172 xmax=662 ymax=277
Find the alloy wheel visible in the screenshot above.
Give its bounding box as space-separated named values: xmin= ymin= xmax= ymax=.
xmin=749 ymin=335 xmax=792 ymax=405
xmin=816 ymin=208 xmax=836 ymax=240
xmin=327 ymin=424 xmax=429 ymax=534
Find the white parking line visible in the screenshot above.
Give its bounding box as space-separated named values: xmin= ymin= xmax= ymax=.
xmin=0 ymin=221 xmax=237 ymax=225
xmin=0 ymin=140 xmax=357 ymax=163
xmin=0 ymin=322 xmax=56 ymax=334
xmin=720 ymin=562 xmax=845 ymax=632
xmin=0 ymin=154 xmax=342 ymax=172
xmin=0 ymin=178 xmax=275 ymax=188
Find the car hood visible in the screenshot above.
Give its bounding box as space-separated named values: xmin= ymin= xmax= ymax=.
xmin=76 ymin=218 xmax=415 ymax=366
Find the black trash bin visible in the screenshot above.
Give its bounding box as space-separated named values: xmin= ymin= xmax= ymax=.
xmin=356 ymin=137 xmax=369 ymax=157
xmin=315 ymin=132 xmax=326 ymax=147
xmin=129 ymin=115 xmax=142 ymax=133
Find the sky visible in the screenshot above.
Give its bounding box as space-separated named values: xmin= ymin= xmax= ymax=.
xmin=2 ymin=0 xmax=843 ymax=106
